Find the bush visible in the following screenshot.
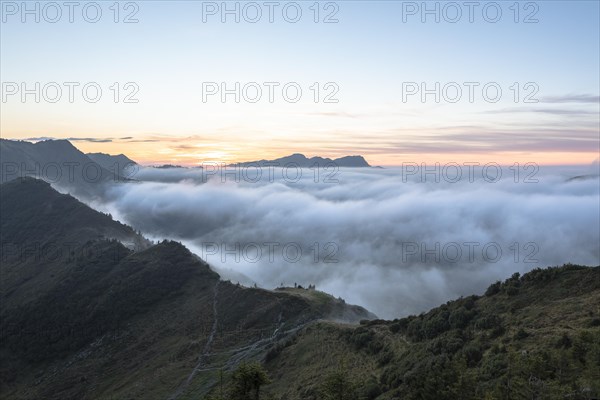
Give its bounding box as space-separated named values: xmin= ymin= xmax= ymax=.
xmin=449 ymin=307 xmax=475 ymax=329
xmin=556 ymin=333 xmax=572 ymax=349
xmin=474 ymin=314 xmax=502 ymax=330
xmin=513 ymin=328 xmax=529 ymax=340
xmin=505 ymin=285 xmax=519 ymax=296
xmin=350 ymin=329 xmax=375 ymax=349
xmin=229 ymin=362 xmax=271 ymax=400
xmin=320 ymin=368 xmax=359 ymax=400
xmin=485 ymin=281 xmax=502 ymax=296
xmin=357 ymin=377 xmax=382 ymax=400
xmin=389 ymin=318 xmax=409 ymax=333
xmin=462 ymin=343 xmax=483 ymax=366
xmin=407 ymin=319 xmax=424 ymax=341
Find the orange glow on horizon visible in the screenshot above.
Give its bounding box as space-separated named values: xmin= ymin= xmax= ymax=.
xmin=64 ymin=140 xmax=598 ymax=167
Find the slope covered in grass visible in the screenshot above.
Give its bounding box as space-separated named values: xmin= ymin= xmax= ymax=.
xmin=261 ymin=265 xmax=600 ymax=400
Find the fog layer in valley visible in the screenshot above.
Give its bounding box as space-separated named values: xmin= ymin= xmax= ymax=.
xmin=89 ymin=163 xmax=600 ymax=319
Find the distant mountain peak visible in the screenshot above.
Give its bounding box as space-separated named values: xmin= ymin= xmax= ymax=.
xmin=234 ymin=153 xmax=371 ymax=168
xmin=86 ymin=152 xmax=137 ymax=172
xmin=0 ymin=139 xmax=128 ymax=193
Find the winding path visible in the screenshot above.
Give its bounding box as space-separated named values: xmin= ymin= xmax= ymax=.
xmin=167 ymin=287 xmax=318 ymax=399
xmin=168 ymin=280 xmax=220 ymax=400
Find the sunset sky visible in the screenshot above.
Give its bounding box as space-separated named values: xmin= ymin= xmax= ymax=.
xmin=1 ymin=1 xmax=599 ymax=166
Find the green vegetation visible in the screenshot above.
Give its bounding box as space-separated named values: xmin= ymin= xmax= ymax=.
xmin=230 ymin=362 xmax=272 ymax=400
xmin=1 ymin=240 xmax=212 ymax=363
xmin=262 ymin=264 xmax=600 ymax=399
xmin=319 ymin=364 xmax=361 ymax=400
xmin=206 ymin=363 xmax=271 ymax=400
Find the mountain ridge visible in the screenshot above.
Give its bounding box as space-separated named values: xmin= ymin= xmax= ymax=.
xmin=258 ymin=264 xmax=600 ymax=399
xmin=0 ymin=139 xmax=128 ymax=196
xmin=86 ymin=152 xmax=138 ymax=177
xmin=233 ymin=153 xmax=371 ymax=168
xmin=0 ymin=177 xmax=375 ymax=399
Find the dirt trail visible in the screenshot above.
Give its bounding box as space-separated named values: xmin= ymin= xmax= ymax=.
xmin=167 ymin=289 xmax=317 ymax=399
xmin=168 ymin=280 xmax=220 ymax=400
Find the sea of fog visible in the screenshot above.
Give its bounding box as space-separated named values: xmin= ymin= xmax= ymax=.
xmin=88 ymin=163 xmax=600 ymax=319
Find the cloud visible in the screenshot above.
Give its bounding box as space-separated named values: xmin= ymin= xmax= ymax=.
xmin=83 ymin=164 xmax=600 ymax=320
xmin=540 ymin=94 xmax=600 ymax=103
xmin=122 ymin=138 xmax=163 ymax=143
xmin=67 ymin=137 xmax=114 ymax=143
xmin=345 ymin=126 xmax=599 ymax=155
xmin=21 ymin=136 xmax=168 ymax=144
xmin=306 ymin=111 xmax=362 ymax=118
xmin=23 ymin=136 xmax=114 ymax=143
xmin=484 ymin=107 xmax=596 ymax=116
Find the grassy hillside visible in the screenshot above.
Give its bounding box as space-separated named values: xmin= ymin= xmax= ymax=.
xmin=0 ymin=177 xmax=143 ymax=246
xmin=0 ymin=177 xmax=150 ymax=310
xmin=259 ymin=265 xmax=600 ymax=400
xmin=0 ymin=178 xmax=374 ymax=400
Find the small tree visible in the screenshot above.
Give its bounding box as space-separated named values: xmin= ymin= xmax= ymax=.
xmin=230 ymin=362 xmax=271 ymax=400
xmin=320 ymin=365 xmax=359 ymax=400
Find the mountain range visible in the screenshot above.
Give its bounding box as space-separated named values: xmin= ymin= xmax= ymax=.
xmin=0 ymin=139 xmax=133 ymax=196
xmin=0 ymin=139 xmax=371 ymax=191
xmin=233 ymin=153 xmax=371 ymax=168
xmin=86 ymin=152 xmax=137 ymax=173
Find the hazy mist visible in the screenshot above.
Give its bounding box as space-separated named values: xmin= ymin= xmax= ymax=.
xmin=89 ymin=164 xmax=600 ymax=319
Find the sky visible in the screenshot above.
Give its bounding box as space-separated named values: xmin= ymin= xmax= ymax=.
xmin=1 ymin=0 xmax=599 ymax=165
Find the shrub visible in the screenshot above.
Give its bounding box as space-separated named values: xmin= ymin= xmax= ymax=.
xmin=462 ymin=343 xmax=483 ymax=366
xmin=485 ymin=281 xmax=502 ymax=296
xmin=513 ymin=328 xmax=529 ymax=340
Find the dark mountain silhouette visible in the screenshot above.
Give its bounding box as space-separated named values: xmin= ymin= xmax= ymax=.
xmin=86 ymin=152 xmax=138 ymax=178
xmin=153 ymin=164 xmax=185 ymax=169
xmin=0 ymin=139 xmax=128 ymax=195
xmin=0 ymin=178 xmax=374 ymax=399
xmin=566 ymin=174 xmax=600 ymax=182
xmin=234 ymin=153 xmax=371 ymax=168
